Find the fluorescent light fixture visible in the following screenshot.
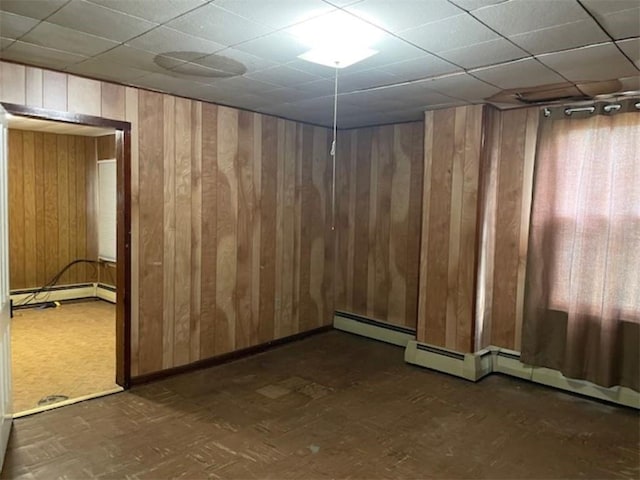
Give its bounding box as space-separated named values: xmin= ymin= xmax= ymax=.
xmin=292 ymin=10 xmax=382 ymax=68
xmin=299 ymin=47 xmax=378 ymax=69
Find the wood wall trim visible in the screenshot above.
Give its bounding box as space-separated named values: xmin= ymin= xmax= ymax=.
xmin=130 ymin=325 xmax=332 ymax=386
xmin=1 ymin=102 xmax=131 ymax=131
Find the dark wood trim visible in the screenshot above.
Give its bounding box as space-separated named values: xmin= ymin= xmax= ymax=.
xmin=0 ymin=103 xmax=131 ymax=131
xmin=3 ymin=102 xmax=133 ymax=389
xmin=115 ymin=129 xmax=132 ymax=388
xmin=131 ymin=326 xmax=333 ymax=386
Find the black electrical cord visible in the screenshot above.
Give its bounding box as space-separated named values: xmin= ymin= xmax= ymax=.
xmin=15 ymin=259 xmax=101 ymax=307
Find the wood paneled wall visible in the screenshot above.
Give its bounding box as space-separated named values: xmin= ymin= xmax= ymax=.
xmin=1 ymin=61 xmax=334 ymax=376
xmin=7 ymin=128 xmax=98 ymax=290
xmin=476 ymin=106 xmax=539 ymax=351
xmin=334 ymin=122 xmax=423 ymax=329
xmin=417 ymin=105 xmax=484 ymax=353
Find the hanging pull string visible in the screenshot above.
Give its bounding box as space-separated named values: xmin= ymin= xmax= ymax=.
xmin=331 ymin=63 xmax=339 ymax=231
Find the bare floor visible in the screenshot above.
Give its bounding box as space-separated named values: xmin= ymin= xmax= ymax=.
xmin=10 ymin=299 xmax=117 ymax=413
xmin=2 ymin=331 xmax=639 ymax=479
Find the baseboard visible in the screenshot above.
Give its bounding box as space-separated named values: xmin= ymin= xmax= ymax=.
xmin=405 ymin=341 xmax=492 ymax=381
xmin=96 ymin=284 xmax=116 ymax=303
xmin=10 ymin=283 xmax=96 ymax=305
xmin=405 ymin=341 xmax=639 ymax=409
xmin=12 ymin=387 xmax=124 ymax=418
xmin=333 ymin=311 xmax=415 ymax=347
xmin=131 ymin=325 xmax=332 ymax=386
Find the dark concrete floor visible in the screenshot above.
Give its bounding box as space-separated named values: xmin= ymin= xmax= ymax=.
xmin=2 ymin=330 xmax=639 ymax=479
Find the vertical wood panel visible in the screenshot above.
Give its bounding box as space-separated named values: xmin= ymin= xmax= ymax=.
xmin=199 ymin=103 xmax=218 ymax=358
xmin=190 ymin=101 xmax=202 ymax=362
xmin=0 ymin=62 xmax=25 ymax=104
xmin=8 ymin=130 xmax=25 ymax=288
xmin=138 ymin=90 xmax=164 ymax=374
xmin=236 ymin=110 xmax=255 ymax=349
xmin=22 ymin=131 xmax=37 ymax=287
xmin=34 ymin=133 xmax=45 ymax=286
xmin=125 ymin=86 xmax=140 ymax=376
xmin=101 ymin=82 xmax=126 ymax=121
xmin=67 ymin=76 xmax=101 ymax=116
xmin=173 ymin=97 xmax=194 ymax=367
xmin=215 ymin=106 xmax=238 ymax=354
xmin=25 ymin=67 xmax=43 ymax=108
xmin=258 ymin=115 xmax=277 ymax=344
xmin=42 ymin=70 xmax=67 ymax=111
xmin=162 ymin=94 xmax=176 ymax=369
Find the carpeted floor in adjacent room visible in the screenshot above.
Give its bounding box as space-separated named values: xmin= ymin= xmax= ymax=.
xmin=10 ymin=299 xmax=117 ymax=413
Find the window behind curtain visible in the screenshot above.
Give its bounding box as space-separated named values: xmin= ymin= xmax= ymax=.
xmin=521 ymin=108 xmax=640 ymax=391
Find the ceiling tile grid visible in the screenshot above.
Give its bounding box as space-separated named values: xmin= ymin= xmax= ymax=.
xmin=0 ymin=0 xmax=638 ymax=128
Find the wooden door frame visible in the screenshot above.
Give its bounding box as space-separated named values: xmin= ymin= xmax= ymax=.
xmin=1 ymin=102 xmax=132 ymax=389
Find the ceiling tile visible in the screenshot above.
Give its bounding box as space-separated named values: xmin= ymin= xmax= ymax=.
xmin=0 ymin=0 xmax=68 ymax=20
xmin=86 ymin=0 xmax=206 ymax=23
xmin=21 ymin=22 xmax=120 ymax=57
xmin=65 ymin=58 xmax=149 ymax=82
xmin=165 ymin=3 xmax=271 ymax=47
xmin=345 ymin=0 xmax=463 ymax=32
xmin=421 ymin=72 xmax=502 ymax=101
xmin=439 ymin=37 xmax=528 ymax=69
xmin=92 ymin=44 xmax=184 ymax=75
xmin=246 ymin=65 xmax=322 ymax=87
xmin=0 ymin=40 xmax=87 ymax=70
xmin=448 ymin=0 xmax=507 ymax=11
xmin=377 ymin=54 xmax=461 ymax=81
xmin=334 ymin=33 xmax=429 ymax=73
xmin=203 ymin=76 xmax=281 ymax=94
xmin=472 ymin=0 xmax=589 ymax=36
xmin=471 ymin=57 xmax=566 ymax=89
xmin=400 ymin=14 xmax=498 ymax=52
xmin=127 ymin=26 xmax=226 ymax=57
xmin=47 ymin=0 xmax=158 ymax=42
xmin=215 ymin=0 xmax=333 ymax=30
xmin=233 ymin=31 xmax=309 ymax=64
xmin=596 ymin=7 xmax=640 ymax=40
xmin=618 ymin=75 xmax=640 ymax=92
xmin=196 ymin=47 xmax=279 ymax=74
xmin=617 ymin=38 xmax=640 ymax=68
xmin=334 ymin=68 xmax=399 ymax=91
xmin=0 ymin=38 xmax=15 ymax=50
xmin=263 ymin=87 xmax=315 ymax=103
xmin=537 ymin=42 xmax=639 ymax=82
xmin=134 ymin=72 xmax=216 ymax=98
xmin=509 ymin=19 xmax=609 ymax=55
xmin=0 ymin=12 xmax=39 ymax=39
xmin=580 ymin=0 xmax=640 ymax=16
xmin=294 ymin=78 xmax=338 ymax=97
xmin=284 ymin=58 xmax=338 ymax=78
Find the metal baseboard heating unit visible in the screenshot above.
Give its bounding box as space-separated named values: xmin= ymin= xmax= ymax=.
xmin=333 ymin=311 xmax=416 ymax=347
xmin=405 ymin=341 xmax=639 ymax=409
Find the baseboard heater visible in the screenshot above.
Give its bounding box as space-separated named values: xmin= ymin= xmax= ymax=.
xmin=333 ymin=311 xmax=638 ymax=409
xmin=333 ymin=311 xmax=416 ymax=347
xmin=406 ymin=340 xmax=639 ymax=409
xmin=10 ymin=283 xmax=117 ymax=309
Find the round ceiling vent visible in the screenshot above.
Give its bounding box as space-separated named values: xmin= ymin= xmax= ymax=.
xmin=155 ymin=51 xmax=246 ymax=78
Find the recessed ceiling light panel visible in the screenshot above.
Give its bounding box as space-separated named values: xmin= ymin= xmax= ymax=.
xmin=292 ymin=10 xmax=382 ymax=68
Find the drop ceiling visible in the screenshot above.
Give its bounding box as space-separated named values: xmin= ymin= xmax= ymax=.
xmin=1 ymin=0 xmax=638 ymax=128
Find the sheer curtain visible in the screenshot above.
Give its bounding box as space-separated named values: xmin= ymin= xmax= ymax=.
xmin=522 ymin=108 xmax=640 ymax=391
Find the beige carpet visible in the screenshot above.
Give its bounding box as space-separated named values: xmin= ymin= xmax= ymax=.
xmin=10 ymin=299 xmax=117 ymax=413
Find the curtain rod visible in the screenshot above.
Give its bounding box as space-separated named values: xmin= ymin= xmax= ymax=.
xmin=542 ymin=97 xmax=640 ymax=120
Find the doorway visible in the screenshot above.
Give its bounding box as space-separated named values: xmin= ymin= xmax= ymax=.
xmin=1 ymin=103 xmax=131 ymax=415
